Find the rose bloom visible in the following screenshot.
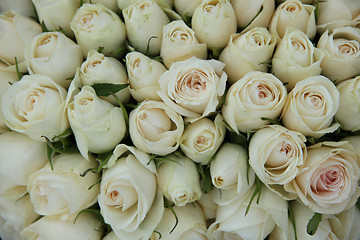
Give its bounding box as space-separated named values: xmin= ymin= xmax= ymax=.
xmin=285 ymin=141 xmax=360 ymax=214
xmin=1 ymin=74 xmax=69 ymax=142
xmin=222 ymin=71 xmax=287 ymax=133
xmin=317 ymin=26 xmax=360 ymax=84
xmin=158 ymin=57 xmax=227 ymax=121
xmin=281 ymin=75 xmax=340 ymax=138
xmin=219 ymin=27 xmax=277 ymax=84
xmin=0 ymin=69 xmax=17 ymax=133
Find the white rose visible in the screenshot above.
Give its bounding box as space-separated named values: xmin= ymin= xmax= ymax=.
xmin=231 ymin=0 xmax=275 ymax=31
xmin=84 ymin=0 xmax=120 ymax=13
xmin=180 ymin=114 xmax=226 ymax=165
xmin=149 ymin=203 xmax=208 ymax=240
xmin=27 ymin=153 xmax=100 ymax=220
xmin=335 ymin=76 xmax=360 ymax=131
xmin=317 ymin=0 xmax=360 ymax=34
xmin=269 ymin=0 xmax=316 ymax=41
xmin=71 ymin=3 xmax=126 ymax=57
xmin=98 ymin=144 xmax=164 ymax=240
xmin=0 ymin=69 xmax=17 ymax=133
xmin=281 ymin=75 xmax=340 ymax=138
xmin=219 ymin=27 xmax=276 ymax=84
xmin=122 ymin=0 xmax=170 ymax=56
xmin=1 ymin=74 xmax=69 ymax=142
xmin=24 ymin=31 xmax=83 ymax=88
xmin=285 ymin=141 xmax=360 ymax=214
xmin=0 ymin=131 xmax=47 ymax=193
xmin=118 ymin=0 xmax=173 ymax=10
xmin=249 ymin=125 xmax=306 ymax=199
xmin=207 ymin=185 xmax=288 ymax=240
xmin=161 ymin=20 xmax=207 ymax=68
xmin=210 ymin=143 xmax=256 ymax=206
xmin=80 ymin=49 xmax=130 ymax=105
xmin=0 ymin=10 xmax=41 ymax=72
xmin=158 ymin=57 xmax=227 ymax=121
xmin=32 ymin=0 xmax=80 ymax=37
xmin=0 ymin=0 xmax=36 ymax=18
xmin=174 ymin=0 xmax=202 ymax=18
xmin=157 ymin=154 xmax=202 ymax=207
xmin=222 ymin=71 xmax=287 ymax=133
xmin=341 ymin=135 xmax=360 ymax=158
xmin=192 ymin=0 xmax=237 ymax=49
xmin=125 ymin=51 xmax=166 ymax=102
xmin=20 ymin=213 xmax=102 ymax=240
xmin=330 ymin=205 xmax=360 ymax=240
xmin=317 ymin=26 xmax=360 ymax=84
xmin=129 ymin=100 xmax=184 ymax=156
xmin=272 ymin=28 xmax=325 ymax=90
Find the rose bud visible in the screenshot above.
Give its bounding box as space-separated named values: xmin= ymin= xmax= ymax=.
xmin=269 ymin=0 xmax=316 ymax=42
xmin=317 ymin=26 xmax=360 ymax=84
xmin=122 ymin=0 xmax=170 ymax=56
xmin=0 ymin=69 xmax=17 ymax=133
xmin=1 ymin=74 xmax=69 ymax=142
xmin=222 ymin=71 xmax=287 ymax=133
xmin=161 ymin=20 xmax=207 ymax=69
xmin=174 ymin=0 xmax=202 ymax=19
xmin=157 ymin=154 xmax=202 ymax=207
xmin=71 ymin=3 xmax=126 ymax=57
xmin=281 ymin=75 xmax=340 ymax=138
xmin=24 ymin=31 xmax=83 ymax=88
xmin=192 ymin=0 xmax=237 ymax=49
xmin=272 ymin=28 xmax=324 ymax=90
xmin=231 ymin=0 xmax=275 ymax=32
xmin=125 ymin=51 xmax=166 ymax=102
xmin=219 ymin=27 xmax=276 ymax=84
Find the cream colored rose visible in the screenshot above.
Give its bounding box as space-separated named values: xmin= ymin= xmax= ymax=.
xmin=32 ymin=0 xmax=80 ymax=37
xmin=231 ymin=0 xmax=275 ymax=31
xmin=317 ymin=0 xmax=360 ymax=34
xmin=286 ymin=141 xmax=360 ymax=214
xmin=0 ymin=69 xmax=17 ymax=133
xmin=317 ymin=26 xmax=360 ymax=84
xmin=342 ymin=135 xmax=360 ymax=158
xmin=123 ymin=0 xmax=170 ymax=56
xmin=24 ymin=31 xmax=83 ymax=88
xmin=71 ymin=3 xmax=126 ymax=57
xmin=0 ymin=131 xmax=47 ymax=193
xmin=174 ymin=0 xmax=202 ymax=18
xmin=0 ymin=10 xmax=41 ymax=72
xmin=80 ymin=49 xmax=130 ymax=105
xmin=272 ymin=28 xmax=325 ymax=90
xmin=20 ymin=213 xmax=102 ymax=240
xmin=180 ymin=114 xmax=225 ymax=165
xmin=129 ymin=100 xmax=184 ymax=156
xmin=161 ymin=20 xmax=207 ymax=68
xmin=157 ymin=154 xmax=202 ymax=207
xmin=1 ymin=74 xmax=69 ymax=142
xmin=98 ymin=145 xmax=163 ymax=240
xmin=27 ymin=153 xmax=100 ymax=220
xmin=84 ymin=0 xmax=120 ymax=13
xmin=249 ymin=125 xmax=306 ymax=199
xmin=281 ymin=75 xmax=340 ymax=138
xmin=118 ymin=0 xmax=173 ymax=10
xmin=222 ymin=71 xmax=287 ymax=133
xmin=207 ymin=185 xmax=288 ymax=240
xmin=330 ymin=205 xmax=360 ymax=240
xmin=158 ymin=57 xmax=227 ymax=121
xmin=192 ymin=0 xmax=237 ymax=49
xmin=210 ymin=143 xmax=256 ymax=206
xmin=219 ymin=27 xmax=276 ymax=84
xmin=335 ymin=76 xmax=360 ymax=131
xmin=149 ymin=203 xmax=208 ymax=240
xmin=0 ymin=0 xmax=37 ymax=18
xmin=67 ymin=86 xmax=126 ymax=159
xmin=125 ymin=51 xmax=165 ymax=102
xmin=269 ymin=0 xmax=316 ymax=41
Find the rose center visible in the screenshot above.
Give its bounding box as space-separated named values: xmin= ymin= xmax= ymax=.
xmin=35 ymin=34 xmax=58 ymax=58
xmin=178 ymin=70 xmax=209 ymax=97
xmin=266 ymin=140 xmax=293 ymax=168
xmin=304 ymin=92 xmax=323 ymax=109
xmin=249 ymin=83 xmax=275 ymax=105
xmin=334 ymin=39 xmax=359 ymax=58
xmin=283 ymin=2 xmax=301 ymax=13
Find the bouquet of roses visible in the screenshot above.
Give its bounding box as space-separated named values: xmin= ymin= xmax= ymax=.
xmin=0 ymin=0 xmax=360 ymax=239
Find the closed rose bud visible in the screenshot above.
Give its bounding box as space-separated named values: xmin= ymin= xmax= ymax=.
xmin=219 ymin=27 xmax=276 ymax=84
xmin=161 ymin=20 xmax=207 ymax=68
xmin=125 ymin=51 xmax=166 ymax=102
xmin=24 ymin=31 xmax=83 ymax=88
xmin=123 ymin=0 xmax=170 ymax=56
xmin=174 ymin=0 xmax=202 ymax=19
xmin=192 ymin=0 xmax=237 ymax=49
xmin=71 ymin=3 xmax=126 ymax=57
xmin=157 ymin=154 xmax=202 ymax=207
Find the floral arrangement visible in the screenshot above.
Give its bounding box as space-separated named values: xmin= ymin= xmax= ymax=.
xmin=0 ymin=0 xmax=360 ymax=239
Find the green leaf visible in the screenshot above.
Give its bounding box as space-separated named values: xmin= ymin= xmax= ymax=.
xmin=245 ymin=176 xmax=262 ymax=216
xmin=95 ymin=151 xmax=114 ymax=172
xmin=14 ymin=57 xmax=23 ymax=81
xmin=306 ymin=213 xmax=322 ymax=235
xmin=153 ymin=56 xmax=163 ymax=63
xmin=210 ymin=47 xmax=223 ymax=59
xmin=164 ymin=198 xmax=178 ymax=234
xmin=261 ymin=117 xmax=281 ymax=125
xmin=97 ymin=46 xmax=104 ymax=53
xmin=288 ymin=206 xmax=298 ymax=240
xmin=183 ymin=12 xmax=192 ymax=27
xmin=92 ymin=83 xmax=129 ymax=97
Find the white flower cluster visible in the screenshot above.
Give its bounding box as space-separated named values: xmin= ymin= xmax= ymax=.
xmin=0 ymin=0 xmax=360 ymax=240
